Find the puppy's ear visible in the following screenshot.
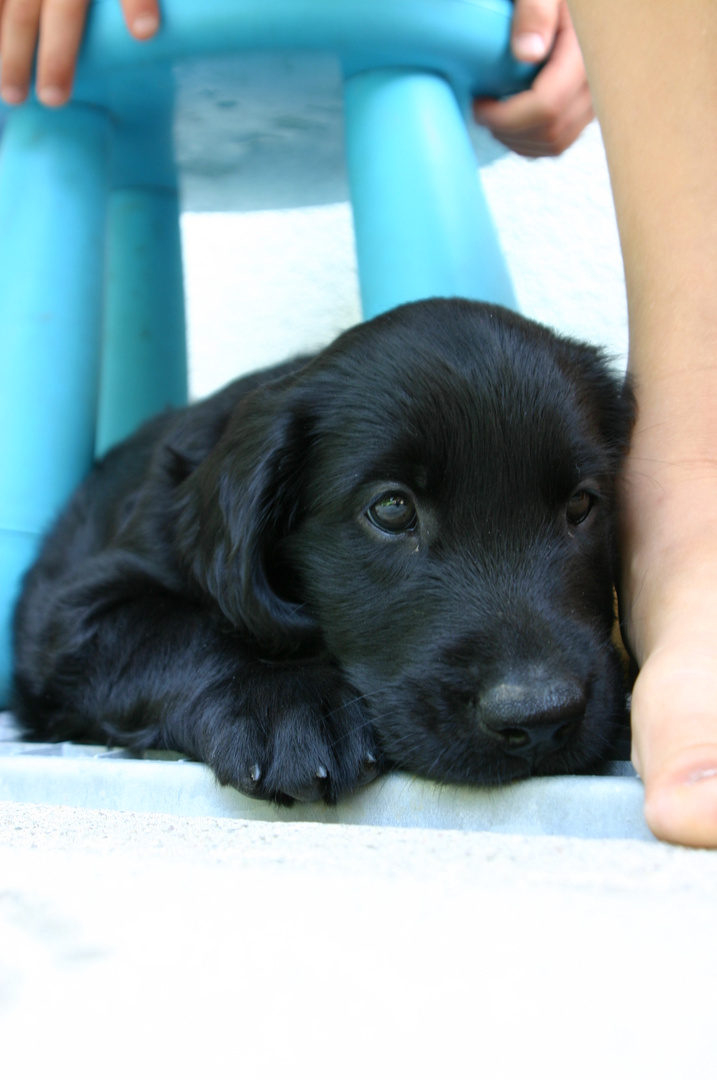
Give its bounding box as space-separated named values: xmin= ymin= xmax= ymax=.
xmin=560 ymin=340 xmax=637 ymax=461
xmin=173 ymin=379 xmax=319 ymax=653
xmin=592 ymin=364 xmax=636 ymax=459
xmin=616 ymin=372 xmax=637 ymax=453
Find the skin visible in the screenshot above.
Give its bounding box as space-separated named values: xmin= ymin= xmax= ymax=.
xmin=0 ymin=0 xmax=160 ymax=106
xmin=566 ymin=0 xmax=717 ymax=846
xmin=473 ymin=0 xmax=594 ymax=157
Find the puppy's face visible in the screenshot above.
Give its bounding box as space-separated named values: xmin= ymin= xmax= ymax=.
xmin=185 ymin=300 xmax=634 ymax=784
xmin=284 ymin=302 xmax=633 ymax=783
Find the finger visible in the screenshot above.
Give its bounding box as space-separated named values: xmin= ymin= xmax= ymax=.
xmin=520 ymin=3 xmax=589 ymax=116
xmin=476 ymin=87 xmax=594 ymax=157
xmin=474 ymin=6 xmax=592 ymax=155
xmin=474 ymin=8 xmax=587 ymax=136
xmin=510 ymin=0 xmax=562 ymax=62
xmin=119 ymin=0 xmax=159 ymax=39
xmin=0 ymin=0 xmax=43 ymax=104
xmin=473 ymin=89 xmax=551 ymax=138
xmin=34 ymin=0 xmax=91 ymax=106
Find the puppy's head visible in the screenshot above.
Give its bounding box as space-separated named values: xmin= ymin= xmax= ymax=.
xmin=180 ymin=299 xmax=635 ymax=783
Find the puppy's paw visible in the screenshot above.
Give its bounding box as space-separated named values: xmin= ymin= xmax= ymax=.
xmin=204 ymin=665 xmax=380 ymax=805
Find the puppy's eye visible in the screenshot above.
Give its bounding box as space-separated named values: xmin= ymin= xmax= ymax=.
xmin=566 ymin=489 xmax=594 ymax=526
xmin=366 ymin=492 xmax=417 ymax=534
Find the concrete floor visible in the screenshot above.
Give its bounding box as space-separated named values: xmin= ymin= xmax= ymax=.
xmin=2 ymin=795 xmax=717 ymax=1079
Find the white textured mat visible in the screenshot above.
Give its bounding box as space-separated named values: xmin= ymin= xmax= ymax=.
xmin=1 ymin=801 xmax=716 ymax=1080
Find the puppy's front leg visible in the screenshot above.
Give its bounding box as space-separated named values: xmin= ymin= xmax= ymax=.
xmin=196 ymin=649 xmax=382 ymax=804
xmin=15 ymin=588 xmax=380 ymax=805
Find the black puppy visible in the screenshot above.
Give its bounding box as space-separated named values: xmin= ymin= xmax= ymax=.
xmin=13 ymin=300 xmax=634 ymax=803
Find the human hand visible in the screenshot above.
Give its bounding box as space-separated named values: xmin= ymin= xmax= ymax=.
xmin=473 ymin=0 xmax=594 ymax=157
xmin=0 ymin=0 xmax=160 ymax=107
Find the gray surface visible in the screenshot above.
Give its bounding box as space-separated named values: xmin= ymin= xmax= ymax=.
xmin=1 ymin=712 xmax=648 ymax=841
xmin=172 ymin=53 xmax=350 ymax=211
xmin=2 ymin=800 xmax=717 ymax=1079
xmin=171 ymin=53 xmax=508 ymax=211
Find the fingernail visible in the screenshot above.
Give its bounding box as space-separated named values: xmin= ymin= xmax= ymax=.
xmin=38 ymin=86 xmax=67 ymax=108
xmin=513 ymin=32 xmax=548 ymax=62
xmin=132 ymin=13 xmax=159 ymax=38
xmin=1 ymin=85 xmax=25 ymax=105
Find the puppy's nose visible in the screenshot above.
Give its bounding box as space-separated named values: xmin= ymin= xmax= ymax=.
xmin=477 ymin=676 xmax=586 ymax=762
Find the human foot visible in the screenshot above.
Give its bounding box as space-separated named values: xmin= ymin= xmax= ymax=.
xmin=631 ymin=635 xmax=717 ymax=846
xmin=621 ymin=451 xmax=717 ymax=846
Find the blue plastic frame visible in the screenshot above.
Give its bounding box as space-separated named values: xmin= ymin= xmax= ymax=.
xmin=0 ymin=0 xmax=534 ymax=703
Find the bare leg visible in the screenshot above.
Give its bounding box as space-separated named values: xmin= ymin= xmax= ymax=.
xmin=568 ymin=0 xmax=717 ymax=844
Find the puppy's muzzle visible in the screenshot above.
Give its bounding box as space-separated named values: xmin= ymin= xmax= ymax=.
xmin=477 ymin=674 xmax=587 ymax=767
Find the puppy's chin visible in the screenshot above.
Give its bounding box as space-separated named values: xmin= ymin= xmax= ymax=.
xmin=352 ymin=647 xmax=629 ymax=787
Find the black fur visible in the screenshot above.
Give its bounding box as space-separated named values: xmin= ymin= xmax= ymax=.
xmin=12 ymin=300 xmax=634 ymax=804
